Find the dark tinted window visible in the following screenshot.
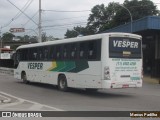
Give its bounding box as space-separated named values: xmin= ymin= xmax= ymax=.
xmin=109 ymin=37 xmax=142 ymax=58
xmin=37 ymin=47 xmax=43 ymax=60
xmin=63 ymin=44 xmax=70 ymax=59
xmin=43 ymin=47 xmax=49 ymax=60
xmin=20 ymin=49 xmax=28 ymax=61
xmin=70 ymin=43 xmax=78 ymax=59
xmin=79 ymin=42 xmax=88 ymax=59
xmin=28 ymin=48 xmax=38 ymax=60
xmin=18 ymin=39 xmax=101 ymax=61
xmin=88 ymin=40 xmax=98 ymax=60
xmin=56 ymin=45 xmax=62 ymax=60
xmin=49 ymin=46 xmax=56 ymax=60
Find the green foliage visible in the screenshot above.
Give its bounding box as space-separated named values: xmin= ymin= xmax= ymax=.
xmin=65 ymin=0 xmax=160 ymax=38
xmin=65 ymin=26 xmax=94 ymax=38
xmin=2 ymin=32 xmax=15 ymax=41
xmin=1 ymin=31 xmax=61 ymax=43
xmin=87 ymin=4 xmax=107 ymax=33
xmin=42 ymin=32 xmax=47 ymax=42
xmin=65 ymin=29 xmax=79 ymax=38
xmin=113 ymin=0 xmax=159 ymax=27
xmin=87 ymin=3 xmax=121 ymax=33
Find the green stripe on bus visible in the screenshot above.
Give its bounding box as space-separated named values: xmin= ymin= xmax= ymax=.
xmin=50 ymin=61 xmax=65 ymax=71
xmin=49 ymin=60 xmax=89 ymax=73
xmin=59 ymin=61 xmax=76 ymax=72
xmin=68 ymin=60 xmax=89 ymax=73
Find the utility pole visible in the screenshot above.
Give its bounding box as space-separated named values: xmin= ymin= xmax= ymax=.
xmin=0 ymin=27 xmax=2 ymax=48
xmin=38 ymin=0 xmax=42 ymax=42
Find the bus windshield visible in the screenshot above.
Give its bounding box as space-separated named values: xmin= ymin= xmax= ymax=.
xmin=109 ymin=37 xmax=142 ymax=58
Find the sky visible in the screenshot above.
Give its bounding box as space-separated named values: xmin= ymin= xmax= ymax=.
xmin=0 ymin=0 xmax=160 ymax=39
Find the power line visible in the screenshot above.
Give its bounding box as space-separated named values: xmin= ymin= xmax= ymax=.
xmin=22 ymin=11 xmax=39 ymax=27
xmin=7 ymin=0 xmax=38 ymax=26
xmin=2 ymin=0 xmax=34 ymax=28
xmin=42 ymin=15 xmax=88 ymax=22
xmin=42 ymin=21 xmax=87 ymax=28
xmin=43 ymin=26 xmax=80 ymax=31
xmin=24 ymin=27 xmax=38 ymax=35
xmin=13 ymin=0 xmax=34 ymax=20
xmin=43 ymin=3 xmax=159 ymax=13
xmin=43 ymin=9 xmax=91 ymax=12
xmin=41 ymin=21 xmax=87 ymax=32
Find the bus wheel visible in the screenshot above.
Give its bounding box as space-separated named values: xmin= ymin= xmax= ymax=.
xmin=85 ymin=88 xmax=98 ymax=92
xmin=58 ymin=75 xmax=68 ymax=92
xmin=21 ymin=72 xmax=29 ymax=84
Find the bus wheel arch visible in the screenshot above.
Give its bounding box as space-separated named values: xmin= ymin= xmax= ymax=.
xmin=58 ymin=74 xmax=68 ymax=92
xmin=21 ymin=71 xmax=29 ymax=84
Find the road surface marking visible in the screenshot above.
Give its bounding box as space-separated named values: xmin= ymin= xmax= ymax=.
xmin=0 ymin=91 xmax=64 ymax=111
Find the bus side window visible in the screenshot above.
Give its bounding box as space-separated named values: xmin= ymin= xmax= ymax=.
xmin=56 ymin=45 xmax=62 ymax=60
xmin=28 ymin=49 xmax=31 ymax=60
xmin=50 ymin=46 xmax=56 ymax=60
xmin=63 ymin=44 xmax=70 ymax=59
xmin=39 ymin=50 xmax=42 ymax=60
xmin=88 ymin=40 xmax=97 ymax=60
xmin=36 ymin=47 xmax=48 ymax=61
xmin=36 ymin=47 xmax=43 ymax=60
xmin=28 ymin=48 xmax=35 ymax=60
xmin=21 ymin=49 xmax=28 ymax=61
xmin=44 ymin=47 xmax=49 ymax=60
xmin=28 ymin=48 xmax=38 ymax=61
xmin=70 ymin=43 xmax=77 ymax=59
xmin=33 ymin=48 xmax=38 ymax=60
xmin=79 ymin=42 xmax=88 ymax=59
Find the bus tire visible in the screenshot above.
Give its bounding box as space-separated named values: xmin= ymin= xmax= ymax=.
xmin=21 ymin=72 xmax=29 ymax=84
xmin=58 ymin=75 xmax=68 ymax=92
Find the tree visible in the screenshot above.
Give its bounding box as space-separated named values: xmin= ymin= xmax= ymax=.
xmin=42 ymin=32 xmax=47 ymax=42
xmin=87 ymin=4 xmax=110 ymax=33
xmin=65 ymin=0 xmax=160 ymax=37
xmin=88 ymin=0 xmax=160 ymax=33
xmin=47 ymin=36 xmax=60 ymax=41
xmin=65 ymin=2 xmax=121 ymax=36
xmin=29 ymin=36 xmax=38 ymax=42
xmin=23 ymin=35 xmax=30 ymax=42
xmin=112 ymin=0 xmax=160 ymax=27
xmin=2 ymin=32 xmax=15 ymax=41
xmin=65 ymin=29 xmax=78 ymax=38
xmin=65 ymin=26 xmax=93 ymax=38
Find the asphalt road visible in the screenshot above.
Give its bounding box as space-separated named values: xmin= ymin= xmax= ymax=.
xmin=0 ymin=72 xmax=160 ymax=119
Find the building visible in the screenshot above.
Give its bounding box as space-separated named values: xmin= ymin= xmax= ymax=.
xmin=105 ymin=16 xmax=160 ymax=77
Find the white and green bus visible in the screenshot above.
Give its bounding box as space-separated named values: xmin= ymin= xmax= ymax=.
xmin=14 ymin=33 xmax=143 ymax=91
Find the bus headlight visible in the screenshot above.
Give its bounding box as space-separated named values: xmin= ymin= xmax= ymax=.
xmin=104 ymin=66 xmax=110 ymax=80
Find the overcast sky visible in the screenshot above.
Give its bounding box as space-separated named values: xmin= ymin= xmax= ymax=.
xmin=0 ymin=0 xmax=160 ymax=38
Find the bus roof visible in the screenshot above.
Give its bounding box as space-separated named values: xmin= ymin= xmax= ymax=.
xmin=16 ymin=32 xmax=142 ymax=50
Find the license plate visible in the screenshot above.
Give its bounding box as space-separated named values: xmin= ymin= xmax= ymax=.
xmin=122 ymin=84 xmax=129 ymax=88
